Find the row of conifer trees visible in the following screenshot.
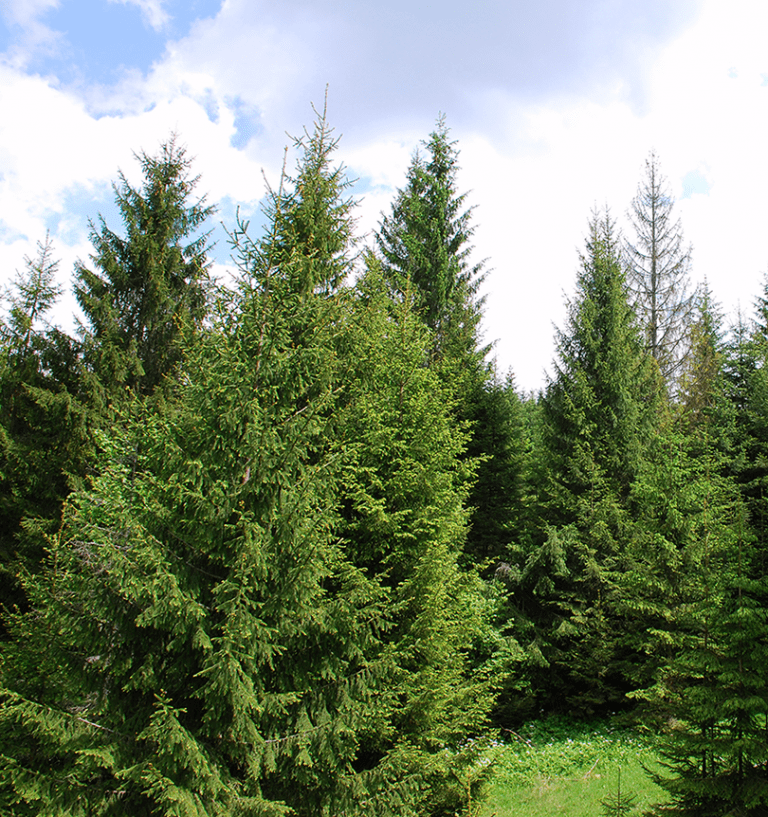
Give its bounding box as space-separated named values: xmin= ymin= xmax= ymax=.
xmin=2 ymin=106 xmax=768 ymax=816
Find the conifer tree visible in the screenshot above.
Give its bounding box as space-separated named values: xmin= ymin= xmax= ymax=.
xmin=653 ymin=502 xmax=768 ymax=817
xmin=0 ymin=112 xmax=397 ymax=817
xmin=626 ymin=287 xmax=768 ymax=814
xmin=336 ymin=257 xmax=507 ymax=814
xmin=464 ymin=372 xmax=532 ymax=567
xmin=722 ymin=297 xmax=768 ymax=561
xmin=376 ymin=115 xmax=486 ymax=369
xmin=0 ymin=236 xmax=90 ymax=621
xmin=677 ymin=281 xmax=727 ymax=435
xmin=530 ymin=209 xmax=663 ymax=711
xmin=75 ymin=137 xmax=214 ymax=396
xmin=625 ymin=150 xmax=696 ymax=390
xmin=376 ymin=117 xmax=525 ymax=571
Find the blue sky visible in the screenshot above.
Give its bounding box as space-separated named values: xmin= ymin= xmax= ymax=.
xmin=0 ymin=0 xmax=766 ymax=389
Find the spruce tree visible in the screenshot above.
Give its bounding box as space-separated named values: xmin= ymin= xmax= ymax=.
xmin=376 ymin=115 xmax=486 ymax=369
xmin=0 ymin=236 xmax=90 ymax=622
xmin=75 ymin=137 xmax=214 ymax=397
xmin=530 ymin=208 xmax=663 ymax=712
xmin=376 ymin=116 xmax=525 ymax=571
xmin=630 ymin=287 xmax=768 ymax=815
xmin=0 ymin=112 xmax=396 ymax=817
xmin=653 ymin=503 xmax=768 ymax=816
xmin=625 ymin=150 xmax=696 ymax=391
xmin=336 ymin=257 xmax=506 ymax=814
xmin=620 ymin=285 xmax=733 ymax=707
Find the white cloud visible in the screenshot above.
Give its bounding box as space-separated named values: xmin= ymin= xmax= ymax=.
xmin=108 ymin=0 xmax=170 ymax=32
xmin=3 ymin=0 xmax=768 ymax=388
xmin=0 ymin=0 xmax=63 ymax=69
xmin=0 ymin=0 xmax=58 ymax=28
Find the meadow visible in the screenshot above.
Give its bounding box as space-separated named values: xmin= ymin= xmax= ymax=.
xmin=479 ymin=717 xmax=670 ymax=817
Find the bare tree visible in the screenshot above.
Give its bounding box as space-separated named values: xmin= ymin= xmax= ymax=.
xmin=626 ymin=150 xmax=696 ymax=391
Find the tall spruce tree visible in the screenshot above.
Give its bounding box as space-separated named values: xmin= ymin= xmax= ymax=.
xmin=376 ymin=115 xmax=486 ymax=370
xmin=376 ymin=117 xmax=525 ymax=571
xmin=0 ymin=112 xmax=395 ymax=817
xmin=75 ymin=137 xmax=214 ymax=397
xmin=625 ymin=285 xmax=768 ymax=815
xmin=625 ymin=150 xmax=695 ymax=391
xmin=528 ymin=209 xmax=663 ymax=712
xmin=652 ymin=500 xmax=768 ymax=817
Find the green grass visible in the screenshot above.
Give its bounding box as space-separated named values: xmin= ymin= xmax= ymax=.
xmin=478 ymin=716 xmax=671 ymax=817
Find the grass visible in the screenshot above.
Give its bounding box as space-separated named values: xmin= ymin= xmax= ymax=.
xmin=478 ymin=716 xmax=670 ymax=817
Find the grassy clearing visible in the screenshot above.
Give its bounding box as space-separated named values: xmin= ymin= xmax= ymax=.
xmin=479 ymin=716 xmax=670 ymax=817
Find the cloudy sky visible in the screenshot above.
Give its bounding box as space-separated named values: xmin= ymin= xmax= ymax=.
xmin=1 ymin=0 xmax=766 ymax=391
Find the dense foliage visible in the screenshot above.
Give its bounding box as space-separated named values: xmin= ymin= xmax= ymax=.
xmin=2 ymin=113 xmax=768 ymax=816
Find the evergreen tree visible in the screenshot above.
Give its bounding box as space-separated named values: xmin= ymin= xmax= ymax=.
xmin=0 ymin=236 xmax=90 ymax=621
xmin=625 ymin=150 xmax=696 ymax=391
xmin=623 ymin=284 xmax=733 ymax=707
xmin=337 ymin=257 xmax=507 ymax=814
xmin=463 ymin=372 xmax=532 ymax=567
xmin=0 ymin=112 xmax=397 ymax=817
xmin=376 ymin=115 xmax=486 ymax=369
xmin=529 ymin=209 xmax=663 ymax=712
xmin=628 ymin=287 xmax=768 ymax=815
xmin=376 ymin=116 xmax=525 ymax=571
xmin=653 ymin=503 xmax=768 ymax=816
xmin=544 ymin=209 xmax=661 ymax=518
xmin=75 ymin=137 xmax=214 ymax=397
xmin=722 ymin=297 xmax=768 ymax=563
xmin=677 ymin=281 xmax=727 ymax=435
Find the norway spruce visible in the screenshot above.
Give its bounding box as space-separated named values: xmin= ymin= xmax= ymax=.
xmin=0 ymin=236 xmax=91 ymax=622
xmin=531 ymin=209 xmax=663 ymax=711
xmin=75 ymin=137 xmax=213 ymax=397
xmin=0 ymin=111 xmax=388 ymax=817
xmin=337 ymin=257 xmax=508 ymax=815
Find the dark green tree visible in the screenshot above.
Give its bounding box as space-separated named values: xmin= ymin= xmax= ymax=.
xmin=75 ymin=137 xmax=214 ymax=396
xmin=376 ymin=117 xmax=526 ymax=573
xmin=625 ymin=150 xmax=696 ymax=390
xmin=528 ymin=209 xmax=663 ymax=712
xmin=677 ymin=281 xmax=727 ymax=435
xmin=652 ymin=504 xmax=768 ymax=817
xmin=463 ymin=372 xmax=533 ymax=568
xmin=337 ymin=257 xmax=508 ymax=814
xmin=376 ymin=115 xmax=486 ymax=370
xmin=619 ymin=285 xmax=734 ymax=709
xmin=0 ymin=236 xmax=90 ymax=621
xmin=0 ymin=112 xmax=398 ymax=817
xmin=626 ymin=284 xmax=768 ymax=815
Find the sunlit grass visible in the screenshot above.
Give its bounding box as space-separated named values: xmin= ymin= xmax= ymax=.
xmin=479 ymin=716 xmax=670 ymax=816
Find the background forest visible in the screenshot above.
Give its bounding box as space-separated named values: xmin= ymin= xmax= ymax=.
xmin=2 ymin=108 xmax=768 ymax=817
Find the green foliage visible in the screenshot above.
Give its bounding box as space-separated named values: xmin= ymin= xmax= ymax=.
xmin=649 ymin=508 xmax=768 ymax=816
xmin=336 ymin=257 xmax=509 ymax=814
xmin=600 ymin=767 xmax=638 ymax=817
xmin=0 ymin=236 xmax=91 ymax=621
xmin=483 ymin=718 xmax=667 ymax=817
xmin=463 ymin=371 xmax=533 ymax=568
xmin=264 ymin=98 xmax=356 ymax=298
xmin=520 ymin=209 xmax=664 ymax=712
xmin=75 ymin=136 xmax=214 ymax=396
xmin=543 ymin=209 xmax=662 ymax=511
xmin=0 ymin=111 xmax=391 ymax=817
xmin=376 ymin=115 xmax=527 ymax=588
xmin=376 ymin=114 xmax=485 ymax=368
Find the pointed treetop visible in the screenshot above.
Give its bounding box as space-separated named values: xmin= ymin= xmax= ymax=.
xmin=625 ymin=150 xmax=695 ymax=390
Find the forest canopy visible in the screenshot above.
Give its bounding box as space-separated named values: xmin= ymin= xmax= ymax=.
xmin=2 ymin=109 xmax=768 ymax=817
